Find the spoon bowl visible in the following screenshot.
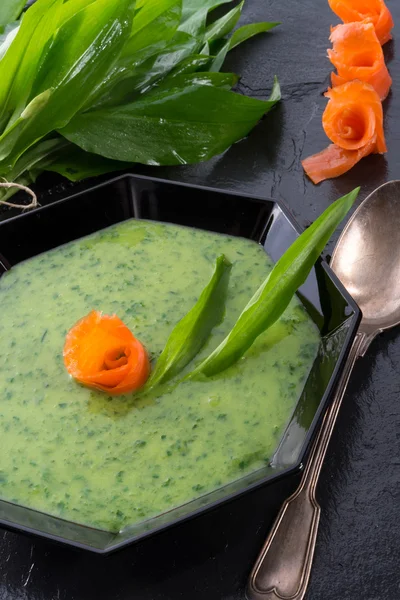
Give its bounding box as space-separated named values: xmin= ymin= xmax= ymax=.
xmin=331 ymin=180 xmax=400 ymax=348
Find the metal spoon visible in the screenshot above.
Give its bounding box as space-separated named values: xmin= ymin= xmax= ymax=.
xmin=247 ymin=180 xmax=400 ymax=600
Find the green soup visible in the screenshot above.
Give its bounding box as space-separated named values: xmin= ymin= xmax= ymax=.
xmin=0 ymin=219 xmax=320 ymax=532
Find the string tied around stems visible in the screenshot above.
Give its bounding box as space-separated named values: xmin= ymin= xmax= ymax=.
xmin=0 ymin=180 xmax=38 ymax=210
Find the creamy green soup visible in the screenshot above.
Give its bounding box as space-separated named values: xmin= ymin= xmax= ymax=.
xmin=0 ymin=219 xmax=319 ymax=532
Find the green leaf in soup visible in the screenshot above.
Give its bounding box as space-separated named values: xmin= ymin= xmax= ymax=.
xmin=205 ymin=0 xmax=243 ymax=44
xmin=208 ymin=21 xmax=279 ymax=72
xmin=0 ymin=0 xmax=136 ymax=170
xmin=59 ymin=78 xmax=281 ymax=166
xmin=146 ymin=255 xmax=232 ymax=389
xmin=189 ymin=188 xmax=360 ymax=379
xmin=0 ymin=0 xmax=25 ymax=29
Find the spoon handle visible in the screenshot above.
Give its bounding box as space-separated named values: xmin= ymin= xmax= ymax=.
xmin=247 ymin=332 xmax=365 ymax=600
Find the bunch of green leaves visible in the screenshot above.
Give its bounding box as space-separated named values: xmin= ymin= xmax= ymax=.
xmin=0 ymin=0 xmax=281 ymax=203
xmin=145 ymin=188 xmax=359 ymax=391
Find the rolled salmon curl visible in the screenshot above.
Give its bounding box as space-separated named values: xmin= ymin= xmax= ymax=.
xmin=328 ymin=22 xmax=392 ymax=100
xmin=302 ymin=81 xmax=386 ymax=184
xmin=64 ymin=310 xmax=151 ymax=395
xmin=328 ymin=0 xmax=394 ymax=45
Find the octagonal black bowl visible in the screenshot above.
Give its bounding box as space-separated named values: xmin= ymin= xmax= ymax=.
xmin=0 ymin=174 xmax=360 ymax=553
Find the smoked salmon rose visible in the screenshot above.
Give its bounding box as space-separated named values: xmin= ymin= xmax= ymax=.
xmin=328 ymin=0 xmax=394 ymax=45
xmin=64 ymin=310 xmax=150 ymax=395
xmin=328 ymin=22 xmax=392 ymax=100
xmin=302 ymin=80 xmax=386 ymax=184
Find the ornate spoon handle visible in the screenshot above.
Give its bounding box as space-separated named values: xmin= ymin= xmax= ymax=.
xmin=247 ymin=333 xmax=365 ymax=600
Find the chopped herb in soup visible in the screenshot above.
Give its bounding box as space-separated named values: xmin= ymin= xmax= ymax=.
xmin=0 ymin=220 xmax=319 ymax=532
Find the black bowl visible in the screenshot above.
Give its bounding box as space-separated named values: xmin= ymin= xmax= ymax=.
xmin=0 ymin=174 xmax=360 ymax=553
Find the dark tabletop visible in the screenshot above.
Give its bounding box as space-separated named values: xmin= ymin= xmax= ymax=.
xmin=1 ymin=1 xmax=400 ymax=599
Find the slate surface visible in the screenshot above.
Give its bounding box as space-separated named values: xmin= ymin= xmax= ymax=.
xmin=1 ymin=1 xmax=400 ymax=599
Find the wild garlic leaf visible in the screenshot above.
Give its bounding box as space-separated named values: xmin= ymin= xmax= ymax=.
xmin=166 ymin=54 xmax=212 ymax=77
xmin=148 ymin=71 xmax=239 ymax=93
xmin=0 ymin=140 xmax=127 ymax=204
xmin=0 ymin=0 xmax=99 ymax=118
xmin=205 ymin=0 xmax=243 ymax=44
xmin=0 ymin=0 xmax=135 ymax=169
xmin=189 ymin=188 xmax=360 ymax=378
xmin=178 ymin=8 xmax=208 ymax=37
xmin=181 ymin=0 xmax=232 ymax=20
xmin=122 ymin=0 xmax=181 ymax=57
xmin=0 ymin=0 xmax=25 ymax=30
xmin=40 ymin=142 xmax=130 ymax=181
xmin=0 ymin=0 xmax=61 ymax=133
xmin=58 ymin=0 xmax=97 ymax=25
xmin=0 ymin=22 xmax=20 ymax=60
xmin=0 ymin=136 xmax=69 ymax=204
xmin=229 ymin=21 xmax=280 ymax=50
xmin=179 ymin=0 xmax=234 ymax=37
xmin=0 ymin=0 xmax=281 ymax=188
xmin=209 ymin=21 xmax=279 ymax=72
xmin=4 ymin=0 xmax=64 ymax=130
xmin=2 ymin=137 xmax=68 ymax=182
xmin=146 ymin=255 xmax=232 ymax=389
xmin=87 ymin=30 xmax=200 ymax=110
xmin=60 ymin=78 xmax=281 ymax=166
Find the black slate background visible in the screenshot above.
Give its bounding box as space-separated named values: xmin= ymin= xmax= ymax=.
xmin=1 ymin=1 xmax=400 ymax=599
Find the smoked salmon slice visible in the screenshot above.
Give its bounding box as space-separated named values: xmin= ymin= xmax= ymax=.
xmin=328 ymin=22 xmax=392 ymax=100
xmin=328 ymin=0 xmax=394 ymax=45
xmin=302 ymin=141 xmax=376 ymax=185
xmin=302 ymin=80 xmax=386 ymax=184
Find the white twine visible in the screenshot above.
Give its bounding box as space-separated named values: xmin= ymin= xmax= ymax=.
xmin=0 ymin=181 xmax=38 ymax=210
